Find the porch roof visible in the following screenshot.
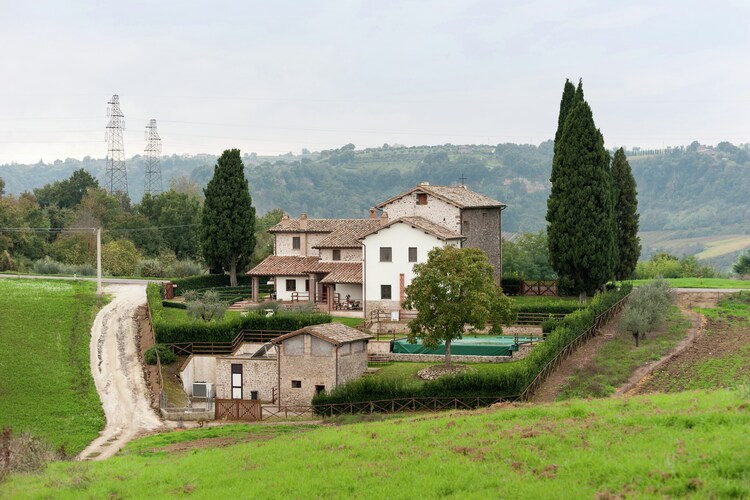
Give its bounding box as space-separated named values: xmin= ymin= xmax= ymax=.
xmin=317 ymin=263 xmax=363 ymax=284
xmin=245 ymin=255 xmax=320 ymax=277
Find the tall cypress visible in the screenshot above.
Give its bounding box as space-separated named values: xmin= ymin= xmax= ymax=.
xmin=547 ymin=81 xmax=615 ymax=298
xmin=201 ymin=149 xmax=256 ymax=286
xmin=547 ymin=80 xmax=577 ymax=237
xmin=612 ymin=147 xmax=640 ymax=280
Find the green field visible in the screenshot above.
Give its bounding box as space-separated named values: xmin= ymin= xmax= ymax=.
xmin=557 ymin=307 xmax=691 ymax=399
xmin=0 ymin=279 xmax=104 ymax=456
xmin=3 ymin=389 xmax=749 ymax=498
xmin=629 ymin=277 xmax=750 ymax=289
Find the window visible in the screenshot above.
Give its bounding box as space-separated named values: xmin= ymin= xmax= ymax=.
xmin=305 ymin=279 xmax=310 ymax=292
xmin=332 ymin=249 xmax=341 ymax=261
xmin=286 ymin=279 xmax=296 ymax=291
xmin=381 ymin=285 xmax=392 ymax=300
xmin=292 ymin=236 xmax=301 ymax=250
xmin=250 ymin=390 xmax=258 ymax=400
xmin=231 ymin=364 xmax=242 ymax=400
xmin=416 ymin=193 xmax=427 ymax=205
xmin=291 ymin=380 xmax=302 ymax=388
xmin=315 ymin=385 xmax=326 ymax=395
xmin=408 ymin=247 xmax=417 ymax=262
xmin=380 ymin=247 xmax=392 ymax=262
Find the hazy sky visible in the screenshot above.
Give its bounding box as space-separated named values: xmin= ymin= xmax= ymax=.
xmin=1 ymin=0 xmax=748 ymax=164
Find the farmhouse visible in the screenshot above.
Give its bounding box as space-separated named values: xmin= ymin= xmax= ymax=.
xmin=180 ymin=323 xmax=372 ymax=407
xmin=247 ymin=182 xmax=506 ymax=315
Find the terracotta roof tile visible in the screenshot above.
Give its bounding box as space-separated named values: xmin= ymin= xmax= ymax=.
xmin=272 ymin=323 xmax=372 ymax=346
xmin=319 ymin=263 xmax=362 ymax=284
xmin=245 ymin=256 xmax=320 ymax=276
xmin=358 ymin=216 xmax=464 ymax=241
xmin=376 ymin=184 xmax=506 ymax=209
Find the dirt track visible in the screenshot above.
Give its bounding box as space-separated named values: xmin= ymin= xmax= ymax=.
xmin=77 ymin=284 xmax=163 ymax=461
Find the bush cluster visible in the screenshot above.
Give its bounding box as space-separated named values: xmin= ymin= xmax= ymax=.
xmin=515 ymin=301 xmax=583 ymax=315
xmin=31 ymin=257 xmax=96 ymax=276
xmin=153 ymin=312 xmax=332 ymax=344
xmin=144 ymin=344 xmax=176 ymax=365
xmin=135 ymin=257 xmax=204 ymax=279
xmin=313 ymin=285 xmax=632 ymax=412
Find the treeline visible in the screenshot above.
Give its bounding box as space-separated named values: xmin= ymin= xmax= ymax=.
xmin=3 ymin=140 xmax=750 ymax=236
xmin=0 ymin=168 xmax=279 ymax=277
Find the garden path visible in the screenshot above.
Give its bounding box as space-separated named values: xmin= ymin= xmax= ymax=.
xmin=77 ymin=284 xmax=163 ymax=461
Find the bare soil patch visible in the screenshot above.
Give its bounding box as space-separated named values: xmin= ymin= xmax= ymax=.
xmin=530 ymin=316 xmax=620 ymax=403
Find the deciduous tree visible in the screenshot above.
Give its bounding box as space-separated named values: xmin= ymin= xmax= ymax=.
xmin=403 ymin=246 xmax=516 ymax=366
xmin=201 ymin=149 xmax=256 ymax=286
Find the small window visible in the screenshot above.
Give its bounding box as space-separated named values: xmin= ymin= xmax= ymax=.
xmin=416 ymin=193 xmax=427 ymax=205
xmin=305 ymin=279 xmax=310 ymax=292
xmin=292 ymin=236 xmax=301 ymax=249
xmin=332 ymin=249 xmax=341 ymax=261
xmin=380 ymin=247 xmax=392 ymax=262
xmin=250 ymin=390 xmax=258 ymax=400
xmin=315 ymin=385 xmax=326 ymax=395
xmin=231 ymin=364 xmax=242 ymax=400
xmin=291 ymin=380 xmax=302 ymax=388
xmin=286 ymin=279 xmax=296 ymax=291
xmin=381 ymin=285 xmax=392 ymax=300
xmin=408 ymin=247 xmax=417 ymax=262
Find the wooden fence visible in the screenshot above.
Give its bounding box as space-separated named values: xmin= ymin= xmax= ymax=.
xmin=521 ymin=280 xmax=558 ymax=296
xmin=517 ymin=293 xmax=630 ymax=401
xmin=215 ymin=399 xmax=262 ymax=421
xmin=167 ymin=329 xmax=289 ymax=356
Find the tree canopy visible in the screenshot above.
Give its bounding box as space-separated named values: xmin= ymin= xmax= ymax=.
xmin=612 ymin=148 xmax=641 ymax=280
xmin=733 ymin=250 xmax=750 ymax=276
xmin=201 ymin=149 xmax=256 ymax=286
xmin=546 ymin=80 xmax=616 ymax=297
xmin=403 ymin=246 xmax=516 ymax=366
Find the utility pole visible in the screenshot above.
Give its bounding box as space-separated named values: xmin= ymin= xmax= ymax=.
xmin=96 ymin=227 xmax=102 ymax=298
xmin=144 ymin=119 xmax=163 ymax=195
xmin=105 ymin=94 xmax=129 ymax=202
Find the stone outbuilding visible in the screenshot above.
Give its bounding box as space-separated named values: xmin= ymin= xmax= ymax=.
xmin=271 ymin=323 xmax=372 ymax=406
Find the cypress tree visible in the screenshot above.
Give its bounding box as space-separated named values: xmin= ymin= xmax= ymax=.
xmin=201 ymin=149 xmax=256 ymax=287
xmin=547 ymin=82 xmax=615 ymax=298
xmin=547 ymin=80 xmax=577 ymax=239
xmin=612 ymin=147 xmax=641 ymax=280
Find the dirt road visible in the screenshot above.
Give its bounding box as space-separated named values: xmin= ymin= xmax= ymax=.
xmin=77 ymin=284 xmax=163 ymax=460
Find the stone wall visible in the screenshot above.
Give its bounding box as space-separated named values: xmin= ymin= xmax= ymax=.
xmin=215 ymin=357 xmax=277 ymax=402
xmin=461 ymin=207 xmax=502 ymax=283
xmin=278 ymin=334 xmax=337 ymax=406
xmin=337 ymin=340 xmax=368 ymax=384
xmin=319 ymin=248 xmax=362 ymax=262
xmin=380 ymin=190 xmax=461 ymax=232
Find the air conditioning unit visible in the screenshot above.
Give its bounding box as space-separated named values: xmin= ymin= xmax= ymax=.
xmin=192 ymin=382 xmax=214 ymax=398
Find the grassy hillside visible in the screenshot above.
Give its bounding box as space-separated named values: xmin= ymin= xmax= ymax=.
xmin=2 ymin=389 xmax=749 ymax=498
xmin=0 ymin=279 xmax=104 ymax=456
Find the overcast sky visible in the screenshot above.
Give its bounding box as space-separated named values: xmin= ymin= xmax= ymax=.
xmin=1 ymin=0 xmax=748 ymax=164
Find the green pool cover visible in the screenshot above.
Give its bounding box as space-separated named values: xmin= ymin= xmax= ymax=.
xmin=392 ymin=336 xmax=535 ymax=357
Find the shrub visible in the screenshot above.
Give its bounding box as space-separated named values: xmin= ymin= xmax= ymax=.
xmin=170 ymin=259 xmax=204 ymax=278
xmin=163 ymin=300 xmax=187 ymax=310
xmin=0 ymin=428 xmax=60 ymax=478
xmin=101 ymin=239 xmax=141 ymax=276
xmin=515 ymin=300 xmax=583 ymax=315
xmin=154 ymin=312 xmax=332 ymax=344
xmin=144 ymin=344 xmax=176 ymax=365
xmin=500 ymin=276 xmax=522 ymax=296
xmin=31 ymin=257 xmax=95 ymax=276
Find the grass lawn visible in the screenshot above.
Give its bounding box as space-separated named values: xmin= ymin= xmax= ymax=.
xmin=160 ymin=307 xmax=242 ymax=324
xmin=628 ymin=278 xmax=750 ymax=289
xmin=3 ymin=389 xmax=750 ymax=497
xmin=369 ymin=359 xmax=520 ymax=385
xmin=332 ymin=316 xmax=365 ymax=328
xmin=557 ymin=306 xmax=692 ymax=400
xmin=0 ymin=279 xmax=105 ymax=456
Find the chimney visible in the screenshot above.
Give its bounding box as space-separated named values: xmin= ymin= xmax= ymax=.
xmin=369 ymin=208 xmax=377 ymax=219
xmin=380 ymin=211 xmax=389 ymax=226
xmin=280 ymin=213 xmax=291 ymax=227
xmin=299 ymin=213 xmax=308 ymax=230
xmin=418 ymin=181 xmax=430 ymax=187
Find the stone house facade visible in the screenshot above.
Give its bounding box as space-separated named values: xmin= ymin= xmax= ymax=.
xmin=271 ymin=323 xmax=371 ymax=406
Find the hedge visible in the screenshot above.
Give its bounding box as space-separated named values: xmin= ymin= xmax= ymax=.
xmin=312 ymin=285 xmax=631 ymax=411
xmin=153 ymin=312 xmax=332 ymax=344
xmin=146 ymin=282 xmax=164 ymax=322
xmin=170 ymin=275 xmax=254 ymax=296
xmin=515 ymin=301 xmax=583 ymax=315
